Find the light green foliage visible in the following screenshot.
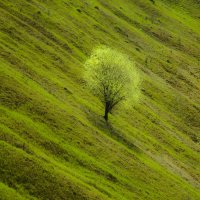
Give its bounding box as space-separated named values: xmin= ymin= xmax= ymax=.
xmin=84 ymin=46 xmax=140 ymax=117
xmin=0 ymin=0 xmax=200 ymax=199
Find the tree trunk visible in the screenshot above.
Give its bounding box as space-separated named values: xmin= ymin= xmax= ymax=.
xmin=104 ymin=102 xmax=110 ymax=121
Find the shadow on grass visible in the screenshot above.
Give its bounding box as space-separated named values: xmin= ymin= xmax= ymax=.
xmin=86 ymin=110 xmax=141 ymax=153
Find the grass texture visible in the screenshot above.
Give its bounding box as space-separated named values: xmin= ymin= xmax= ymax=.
xmin=0 ymin=0 xmax=200 ymax=199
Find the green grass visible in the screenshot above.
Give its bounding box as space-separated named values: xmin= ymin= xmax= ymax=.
xmin=0 ymin=0 xmax=200 ymax=199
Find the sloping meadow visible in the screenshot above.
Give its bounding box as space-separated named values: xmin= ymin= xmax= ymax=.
xmin=0 ymin=0 xmax=200 ymax=199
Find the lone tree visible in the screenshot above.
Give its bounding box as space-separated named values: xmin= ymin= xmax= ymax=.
xmin=84 ymin=46 xmax=140 ymax=121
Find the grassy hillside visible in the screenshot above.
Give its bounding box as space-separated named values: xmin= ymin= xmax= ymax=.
xmin=0 ymin=0 xmax=200 ymax=199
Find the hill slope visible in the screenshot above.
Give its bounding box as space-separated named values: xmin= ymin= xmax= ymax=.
xmin=0 ymin=0 xmax=200 ymax=199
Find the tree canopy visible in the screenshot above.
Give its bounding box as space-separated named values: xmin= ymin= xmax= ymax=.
xmin=84 ymin=46 xmax=140 ymax=120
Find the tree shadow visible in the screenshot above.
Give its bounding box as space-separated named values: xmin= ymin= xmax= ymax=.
xmin=86 ymin=109 xmax=142 ymax=153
